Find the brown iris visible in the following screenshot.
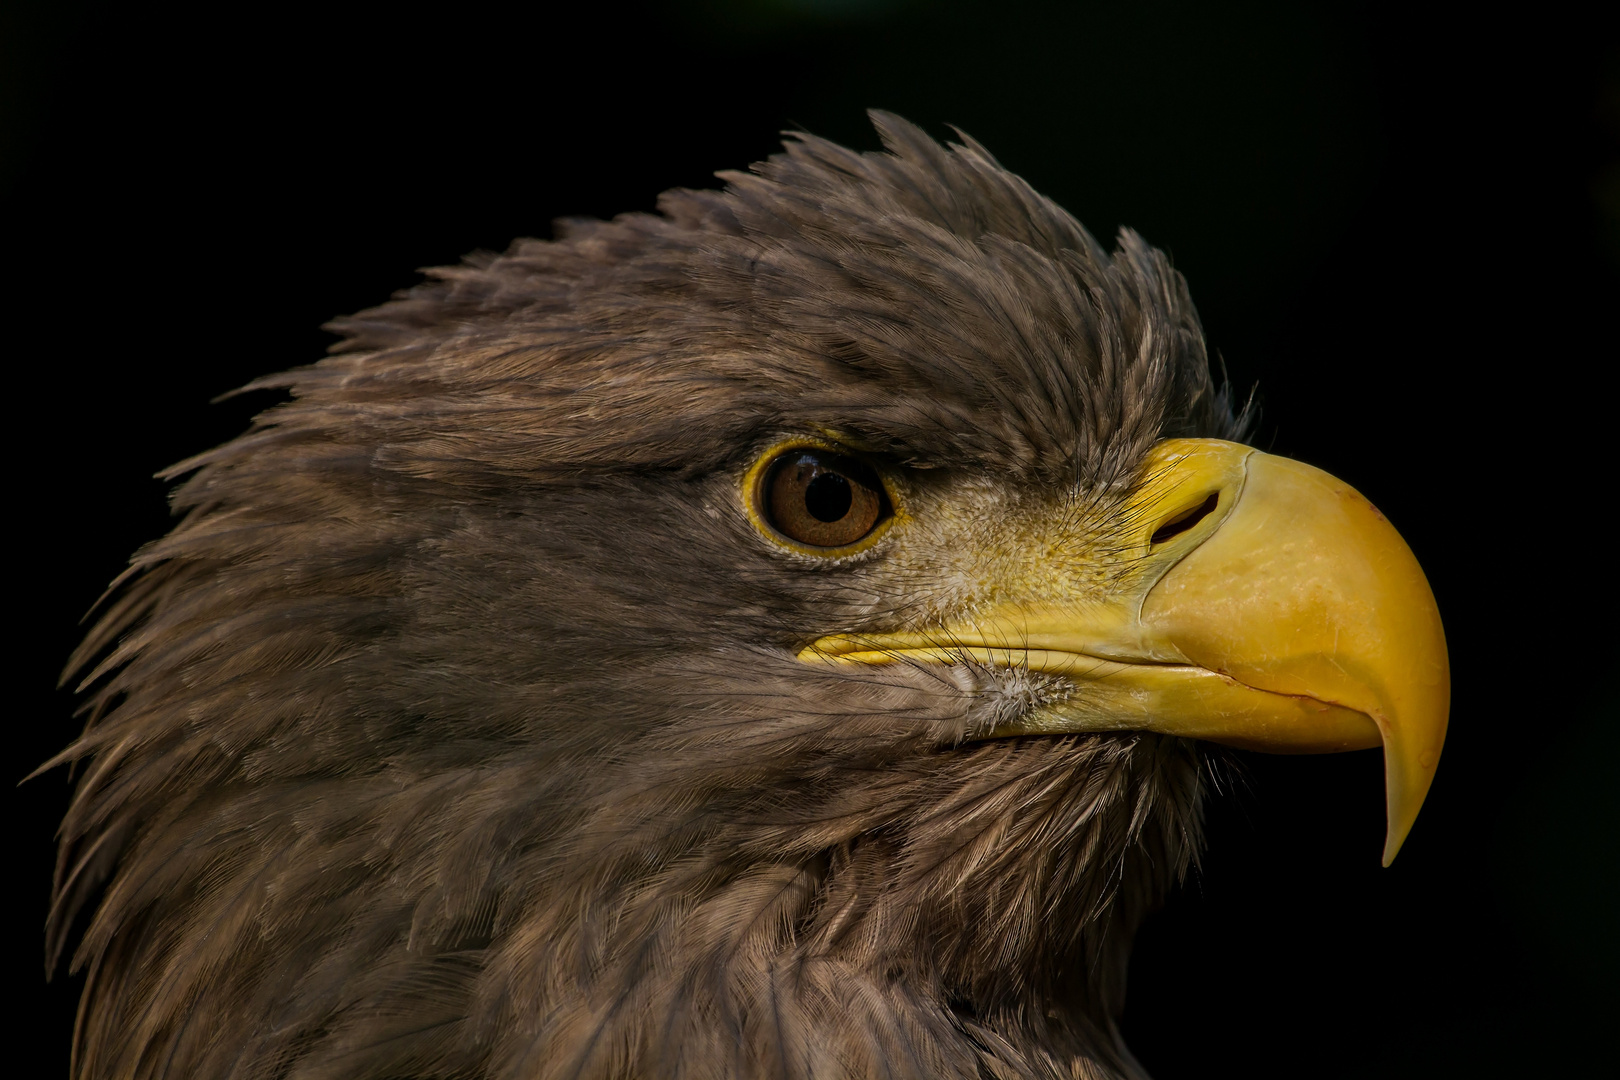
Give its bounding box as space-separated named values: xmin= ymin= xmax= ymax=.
xmin=762 ymin=449 xmax=889 ymax=549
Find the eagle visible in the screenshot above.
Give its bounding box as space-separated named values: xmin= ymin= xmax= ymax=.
xmin=45 ymin=113 xmax=1448 ymax=1080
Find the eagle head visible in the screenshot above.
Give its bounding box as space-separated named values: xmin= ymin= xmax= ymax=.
xmin=49 ymin=113 xmax=1448 ymax=1079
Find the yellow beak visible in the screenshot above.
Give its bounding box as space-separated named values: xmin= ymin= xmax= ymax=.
xmin=801 ymin=439 xmax=1450 ymax=865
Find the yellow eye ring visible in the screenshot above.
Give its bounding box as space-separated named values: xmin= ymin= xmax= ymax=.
xmin=742 ymin=439 xmax=900 ymax=557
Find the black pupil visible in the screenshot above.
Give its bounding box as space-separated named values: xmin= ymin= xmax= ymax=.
xmin=803 ymin=471 xmax=853 ymax=522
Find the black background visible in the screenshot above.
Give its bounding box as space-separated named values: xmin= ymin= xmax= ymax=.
xmin=5 ymin=1 xmax=1616 ymax=1076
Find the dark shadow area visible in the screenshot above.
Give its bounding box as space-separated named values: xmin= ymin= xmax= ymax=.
xmin=6 ymin=1 xmax=1614 ymax=1075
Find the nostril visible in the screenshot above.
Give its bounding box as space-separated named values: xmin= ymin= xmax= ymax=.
xmin=1151 ymin=493 xmax=1219 ymax=546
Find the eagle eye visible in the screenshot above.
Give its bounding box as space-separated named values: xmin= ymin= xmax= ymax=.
xmin=755 ymin=448 xmax=892 ymax=552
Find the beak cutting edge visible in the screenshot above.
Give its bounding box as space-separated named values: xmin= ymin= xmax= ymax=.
xmin=801 ymin=439 xmax=1450 ymax=865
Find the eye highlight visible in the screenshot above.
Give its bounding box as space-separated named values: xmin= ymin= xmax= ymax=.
xmin=751 ymin=446 xmax=893 ymax=553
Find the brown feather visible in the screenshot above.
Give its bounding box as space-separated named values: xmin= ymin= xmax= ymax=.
xmin=49 ymin=112 xmax=1245 ymax=1079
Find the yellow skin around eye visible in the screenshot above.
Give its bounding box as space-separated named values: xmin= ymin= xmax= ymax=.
xmin=741 ymin=438 xmax=903 ymax=559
